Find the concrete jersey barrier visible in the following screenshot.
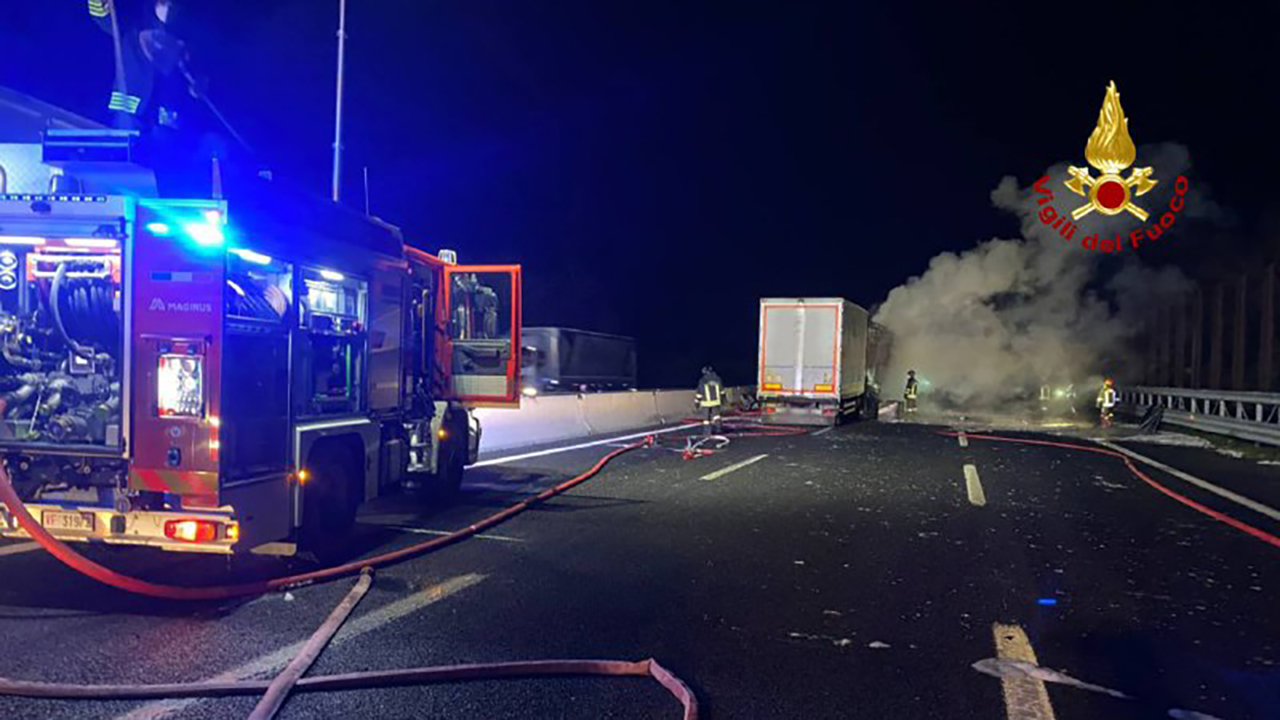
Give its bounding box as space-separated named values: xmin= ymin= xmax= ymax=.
xmin=473 ymin=389 xmax=701 ymax=455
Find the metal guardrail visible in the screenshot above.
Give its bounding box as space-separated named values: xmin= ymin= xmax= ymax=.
xmin=1121 ymin=386 xmax=1280 ymax=447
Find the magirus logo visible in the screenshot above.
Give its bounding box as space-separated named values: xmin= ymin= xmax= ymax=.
xmin=147 ymin=297 xmax=213 ymax=313
xmin=1033 ymin=81 xmax=1190 ymax=253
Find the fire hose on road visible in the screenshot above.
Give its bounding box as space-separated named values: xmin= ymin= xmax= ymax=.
xmin=0 ymin=438 xmax=658 ymax=600
xmin=942 ymin=431 xmax=1280 ymax=550
xmin=0 ymin=433 xmax=701 ymax=718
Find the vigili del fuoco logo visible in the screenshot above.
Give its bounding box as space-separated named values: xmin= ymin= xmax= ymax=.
xmin=1032 ymin=81 xmax=1190 ymax=253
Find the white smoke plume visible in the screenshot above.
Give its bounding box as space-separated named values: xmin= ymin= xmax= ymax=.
xmin=873 ymin=143 xmax=1201 ymax=410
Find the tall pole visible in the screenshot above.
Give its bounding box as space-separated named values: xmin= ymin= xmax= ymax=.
xmin=1261 ymin=264 xmax=1276 ymax=391
xmin=1190 ymin=288 xmax=1204 ymax=388
xmin=1232 ymin=274 xmax=1247 ymax=390
xmin=331 ymin=0 xmax=348 ymax=203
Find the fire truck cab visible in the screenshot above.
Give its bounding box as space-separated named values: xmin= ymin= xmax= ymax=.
xmin=0 ymin=130 xmax=521 ymax=555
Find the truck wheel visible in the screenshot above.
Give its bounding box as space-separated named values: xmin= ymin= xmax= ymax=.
xmin=432 ymin=413 xmax=467 ymax=500
xmin=300 ymin=444 xmax=360 ymax=553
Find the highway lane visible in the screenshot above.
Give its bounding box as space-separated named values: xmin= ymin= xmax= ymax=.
xmin=0 ymin=419 xmax=1276 ymax=718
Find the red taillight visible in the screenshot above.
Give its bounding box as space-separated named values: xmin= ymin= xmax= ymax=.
xmin=164 ymin=519 xmax=219 ymax=543
xmin=764 ymin=406 xmax=777 ymax=414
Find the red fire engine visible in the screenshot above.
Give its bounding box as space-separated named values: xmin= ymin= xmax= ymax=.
xmin=0 ymin=129 xmax=521 ymax=555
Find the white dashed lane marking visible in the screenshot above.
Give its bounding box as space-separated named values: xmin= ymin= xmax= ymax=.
xmin=964 ymin=464 xmax=987 ymax=506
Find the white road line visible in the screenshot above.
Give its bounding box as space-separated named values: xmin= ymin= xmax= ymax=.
xmin=470 ymin=423 xmax=702 ymax=468
xmin=116 ymin=573 xmax=486 ymax=720
xmin=958 ymin=432 xmax=969 ymax=448
xmin=963 ymin=464 xmax=987 ymax=506
xmin=382 ymin=525 xmax=524 ymax=543
xmin=0 ymin=541 xmax=40 ymax=557
xmin=700 ymin=454 xmax=769 ymax=481
xmin=1099 ymin=441 xmax=1280 ymax=523
xmin=992 ymin=623 xmax=1057 ymax=720
xmin=813 ymin=426 xmax=834 ymax=436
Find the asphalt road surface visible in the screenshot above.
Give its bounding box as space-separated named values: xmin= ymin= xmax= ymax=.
xmin=0 ymin=417 xmax=1277 ymax=719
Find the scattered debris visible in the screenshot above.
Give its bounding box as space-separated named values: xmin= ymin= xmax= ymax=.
xmin=822 ymin=610 xmax=843 ymax=617
xmin=974 ymin=658 xmax=1128 ymax=698
xmin=283 ymin=592 xmax=295 ymax=602
xmin=868 ymin=641 xmax=890 ymax=649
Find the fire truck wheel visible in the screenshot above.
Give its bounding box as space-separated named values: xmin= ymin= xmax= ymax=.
xmin=300 ymin=442 xmax=361 ymax=551
xmin=433 ymin=412 xmax=466 ymax=500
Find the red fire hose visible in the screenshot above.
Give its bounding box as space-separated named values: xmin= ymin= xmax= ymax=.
xmin=943 ymin=431 xmax=1280 ymax=550
xmin=0 ymin=437 xmax=656 ymax=601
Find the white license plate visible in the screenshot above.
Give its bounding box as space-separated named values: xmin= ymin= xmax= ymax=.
xmin=42 ymin=511 xmax=95 ymax=533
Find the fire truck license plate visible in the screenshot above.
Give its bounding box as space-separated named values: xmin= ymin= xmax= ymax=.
xmin=42 ymin=511 xmax=94 ymax=533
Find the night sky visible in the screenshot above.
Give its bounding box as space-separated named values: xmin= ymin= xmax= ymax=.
xmin=3 ymin=2 xmax=1278 ymax=386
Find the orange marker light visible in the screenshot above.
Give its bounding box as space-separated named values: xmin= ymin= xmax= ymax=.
xmin=297 ymin=468 xmax=311 ymax=485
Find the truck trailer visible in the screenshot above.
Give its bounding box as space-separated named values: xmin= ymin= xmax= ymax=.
xmin=757 ymin=297 xmax=890 ymax=425
xmin=520 ymin=327 xmax=637 ymax=395
xmin=0 ymin=128 xmax=522 ymax=555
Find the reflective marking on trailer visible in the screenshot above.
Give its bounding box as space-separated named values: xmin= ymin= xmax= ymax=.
xmin=964 ymin=464 xmax=987 ymax=506
xmin=116 ymin=573 xmax=486 ymax=720
xmin=700 ymin=454 xmax=769 ymax=481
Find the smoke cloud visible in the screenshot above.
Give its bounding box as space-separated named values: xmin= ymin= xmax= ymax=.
xmin=873 ymin=143 xmax=1203 ymax=410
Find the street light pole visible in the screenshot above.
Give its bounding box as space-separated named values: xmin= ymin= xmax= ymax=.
xmin=331 ymin=0 xmax=348 ymax=202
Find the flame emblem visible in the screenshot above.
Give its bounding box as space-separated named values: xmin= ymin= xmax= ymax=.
xmin=1064 ymin=81 xmax=1157 ymax=221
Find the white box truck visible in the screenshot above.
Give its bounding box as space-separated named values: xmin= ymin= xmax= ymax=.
xmin=757 ymin=298 xmax=891 ymax=425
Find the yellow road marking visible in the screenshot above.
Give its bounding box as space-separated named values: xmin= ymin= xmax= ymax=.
xmin=958 ymin=432 xmax=969 ymax=448
xmin=964 ymin=464 xmax=987 ymax=506
xmin=993 ymin=623 xmax=1057 ymax=720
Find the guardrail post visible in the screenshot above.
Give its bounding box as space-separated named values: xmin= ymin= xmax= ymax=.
xmin=1261 ymin=264 xmax=1275 ymax=391
xmin=1233 ymin=275 xmax=1248 ymax=390
xmin=1209 ymin=284 xmax=1225 ymax=389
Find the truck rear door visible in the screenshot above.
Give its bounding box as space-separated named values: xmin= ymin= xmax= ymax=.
xmin=759 ymin=300 xmax=841 ymax=397
xmin=441 ymin=265 xmax=522 ymax=407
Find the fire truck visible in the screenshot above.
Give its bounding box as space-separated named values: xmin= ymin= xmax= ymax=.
xmin=0 ymin=129 xmax=521 ymax=555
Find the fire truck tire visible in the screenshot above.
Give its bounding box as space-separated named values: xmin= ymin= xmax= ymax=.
xmin=432 ymin=412 xmax=467 ymax=500
xmin=301 ymin=442 xmax=361 ymax=550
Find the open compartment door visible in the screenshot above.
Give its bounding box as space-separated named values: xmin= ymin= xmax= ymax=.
xmin=441 ymin=264 xmax=521 ymax=407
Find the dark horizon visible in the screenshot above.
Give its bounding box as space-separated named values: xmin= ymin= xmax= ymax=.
xmin=3 ymin=1 xmax=1278 ymax=387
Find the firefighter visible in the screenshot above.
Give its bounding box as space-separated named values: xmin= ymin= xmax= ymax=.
xmin=696 ymin=366 xmax=724 ymax=434
xmin=904 ymin=370 xmax=919 ymax=414
xmin=1096 ymin=378 xmax=1118 ymax=428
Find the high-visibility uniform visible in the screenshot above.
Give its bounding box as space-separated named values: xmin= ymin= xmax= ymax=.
xmin=904 ymin=376 xmax=919 ymax=413
xmin=697 ymin=372 xmax=723 ymax=410
xmin=1096 ymin=384 xmax=1118 ymax=426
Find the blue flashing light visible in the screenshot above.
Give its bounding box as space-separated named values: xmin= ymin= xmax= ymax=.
xmin=229 ymin=248 xmax=272 ymax=265
xmin=1037 ymin=598 xmax=1058 ymax=606
xmin=146 ymin=222 xmax=171 ymax=236
xmin=182 ymin=222 xmax=225 ymax=247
